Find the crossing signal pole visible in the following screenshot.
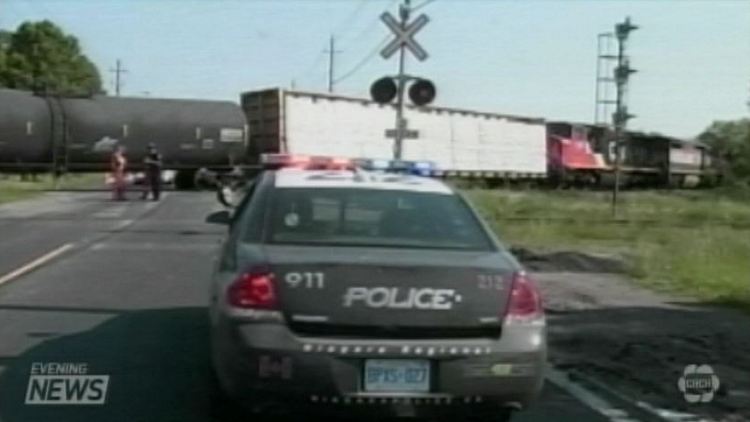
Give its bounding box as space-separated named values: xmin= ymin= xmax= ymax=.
xmin=374 ymin=0 xmax=431 ymax=159
xmin=393 ymin=0 xmax=411 ymax=159
xmin=611 ymin=17 xmax=638 ymax=217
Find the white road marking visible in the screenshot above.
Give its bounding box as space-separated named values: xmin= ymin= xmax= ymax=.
xmin=93 ymin=207 xmax=127 ymax=219
xmin=0 ymin=243 xmax=75 ymax=286
xmin=89 ymin=242 xmax=215 ymax=252
xmin=547 ymin=367 xmax=719 ymax=422
xmin=637 ymin=401 xmax=714 ymax=421
xmin=568 ymin=367 xmax=718 ymax=422
xmin=546 ymin=368 xmax=641 ymax=422
xmin=111 ymin=219 xmax=135 ymax=232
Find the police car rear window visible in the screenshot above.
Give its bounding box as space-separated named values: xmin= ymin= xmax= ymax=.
xmin=266 ymin=188 xmax=494 ymax=251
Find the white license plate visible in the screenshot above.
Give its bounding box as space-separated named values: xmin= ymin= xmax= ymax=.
xmin=364 ymin=359 xmax=430 ymax=392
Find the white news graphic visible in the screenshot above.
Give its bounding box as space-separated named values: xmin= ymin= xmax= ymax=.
xmin=25 ymin=362 xmax=110 ymax=405
xmin=677 ymin=364 xmax=720 ymax=403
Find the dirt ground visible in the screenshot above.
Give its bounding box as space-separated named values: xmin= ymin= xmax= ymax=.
xmin=531 ymin=265 xmax=750 ymax=422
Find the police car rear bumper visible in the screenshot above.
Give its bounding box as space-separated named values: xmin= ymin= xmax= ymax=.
xmin=211 ymin=317 xmax=546 ymax=414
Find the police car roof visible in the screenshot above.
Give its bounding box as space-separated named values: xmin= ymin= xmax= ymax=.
xmin=273 ymin=169 xmax=453 ymax=195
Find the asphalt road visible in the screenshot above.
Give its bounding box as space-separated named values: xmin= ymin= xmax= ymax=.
xmin=0 ymin=191 xmax=610 ymax=422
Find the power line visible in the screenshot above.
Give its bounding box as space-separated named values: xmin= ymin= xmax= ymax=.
xmin=411 ymin=0 xmax=437 ymax=12
xmin=334 ymin=34 xmax=390 ymax=83
xmin=303 ymin=0 xmax=398 ymax=87
xmin=331 ymin=0 xmax=371 ymax=39
xmin=338 ymin=0 xmax=399 ymax=51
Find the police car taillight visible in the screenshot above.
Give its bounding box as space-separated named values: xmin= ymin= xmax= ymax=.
xmin=505 ymin=272 xmax=543 ymax=322
xmin=261 ymin=153 xmax=353 ymax=170
xmin=227 ymin=268 xmax=278 ymax=309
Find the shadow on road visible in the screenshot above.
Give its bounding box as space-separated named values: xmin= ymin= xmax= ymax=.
xmin=0 ymin=306 xmax=217 ymax=422
xmin=7 ymin=302 xmax=744 ymax=421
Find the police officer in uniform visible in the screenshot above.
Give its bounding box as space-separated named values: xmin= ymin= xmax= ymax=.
xmin=141 ymin=143 xmax=163 ymax=200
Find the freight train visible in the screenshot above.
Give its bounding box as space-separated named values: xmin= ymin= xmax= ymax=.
xmin=546 ymin=121 xmax=714 ymax=188
xmin=0 ymin=89 xmax=247 ymax=188
xmin=0 ymin=88 xmax=715 ymax=188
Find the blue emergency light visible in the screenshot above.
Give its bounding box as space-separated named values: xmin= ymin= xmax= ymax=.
xmin=354 ymin=158 xmax=437 ymax=176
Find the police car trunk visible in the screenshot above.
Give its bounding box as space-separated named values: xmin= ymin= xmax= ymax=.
xmin=254 ymin=165 xmax=530 ymax=339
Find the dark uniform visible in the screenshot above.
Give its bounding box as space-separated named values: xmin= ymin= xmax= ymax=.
xmin=141 ymin=144 xmax=163 ymax=200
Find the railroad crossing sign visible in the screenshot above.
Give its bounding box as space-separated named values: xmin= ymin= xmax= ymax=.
xmin=385 ymin=118 xmax=419 ymax=139
xmin=385 ymin=128 xmax=419 ymax=139
xmin=380 ymin=12 xmax=430 ymax=61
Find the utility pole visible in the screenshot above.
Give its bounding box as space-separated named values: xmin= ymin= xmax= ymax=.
xmin=324 ymin=35 xmax=342 ymax=93
xmin=109 ymin=59 xmax=128 ymax=96
xmin=611 ymin=17 xmax=638 ymax=217
xmin=393 ymin=0 xmax=411 ymax=160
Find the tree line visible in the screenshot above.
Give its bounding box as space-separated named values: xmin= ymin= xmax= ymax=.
xmin=0 ymin=20 xmax=102 ymax=96
xmin=699 ymin=118 xmax=750 ymax=185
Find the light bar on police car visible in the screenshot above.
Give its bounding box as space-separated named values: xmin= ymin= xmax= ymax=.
xmin=354 ymin=158 xmax=437 ymax=176
xmin=261 ymin=154 xmax=353 ymax=170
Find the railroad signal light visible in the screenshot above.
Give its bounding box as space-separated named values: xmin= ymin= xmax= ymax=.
xmin=615 ymin=17 xmax=638 ymax=40
xmin=370 ymin=77 xmax=436 ymax=106
xmin=612 ymin=107 xmax=636 ymax=124
xmin=370 ymin=77 xmax=398 ymax=104
xmin=408 ymin=79 xmax=436 ymax=107
xmin=614 ymin=63 xmax=637 ymax=84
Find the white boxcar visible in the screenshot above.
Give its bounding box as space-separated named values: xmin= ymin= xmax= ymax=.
xmin=241 ymin=89 xmax=547 ymax=178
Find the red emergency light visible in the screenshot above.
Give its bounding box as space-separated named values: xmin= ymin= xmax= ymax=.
xmin=260 ymin=153 xmax=353 ymax=170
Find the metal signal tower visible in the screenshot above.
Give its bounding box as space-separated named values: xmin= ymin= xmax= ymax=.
xmin=610 ymin=17 xmax=638 ymax=217
xmin=594 ymin=33 xmax=617 ymax=126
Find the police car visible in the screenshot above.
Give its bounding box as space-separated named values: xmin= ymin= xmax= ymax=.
xmin=206 ymin=154 xmax=546 ymax=421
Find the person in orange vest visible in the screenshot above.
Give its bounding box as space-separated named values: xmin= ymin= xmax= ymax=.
xmin=110 ymin=145 xmax=128 ymax=201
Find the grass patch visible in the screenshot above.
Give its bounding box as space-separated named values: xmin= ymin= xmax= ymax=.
xmin=0 ymin=181 xmax=42 ymax=204
xmin=465 ymin=188 xmax=750 ymax=311
xmin=0 ymin=173 xmax=104 ymax=205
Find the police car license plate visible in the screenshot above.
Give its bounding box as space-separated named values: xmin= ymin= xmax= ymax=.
xmin=364 ymin=359 xmax=430 ymax=392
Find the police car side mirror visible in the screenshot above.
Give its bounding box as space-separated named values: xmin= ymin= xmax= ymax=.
xmin=206 ymin=210 xmax=231 ymax=225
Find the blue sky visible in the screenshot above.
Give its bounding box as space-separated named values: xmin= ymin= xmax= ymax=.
xmin=1 ymin=0 xmax=748 ymax=138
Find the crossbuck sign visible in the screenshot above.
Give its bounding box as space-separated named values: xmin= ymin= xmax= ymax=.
xmin=380 ymin=12 xmax=430 ymax=61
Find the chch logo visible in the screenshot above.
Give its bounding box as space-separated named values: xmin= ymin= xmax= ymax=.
xmin=678 ymin=364 xmax=720 ymax=403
